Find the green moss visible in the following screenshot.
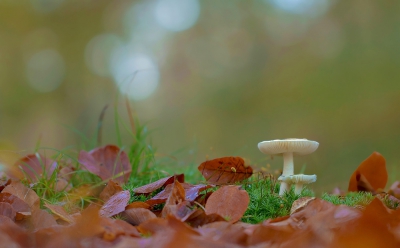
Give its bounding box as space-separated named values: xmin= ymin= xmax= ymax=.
xmin=241 ymin=174 xmax=314 ymax=224
xmin=321 ymin=192 xmax=374 ymax=207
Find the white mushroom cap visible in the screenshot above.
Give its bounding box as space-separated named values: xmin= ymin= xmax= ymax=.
xmin=258 ymin=139 xmax=319 ymax=156
xmin=278 ymin=174 xmax=317 ymax=184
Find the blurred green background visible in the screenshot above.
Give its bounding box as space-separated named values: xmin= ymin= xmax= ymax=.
xmin=1 ymin=0 xmax=400 ymax=193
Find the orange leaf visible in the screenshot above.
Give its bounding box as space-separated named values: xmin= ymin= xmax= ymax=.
xmin=78 ymin=145 xmax=132 ymax=184
xmin=198 ymin=157 xmax=253 ymax=184
xmin=99 ymin=180 xmax=123 ymax=202
xmin=348 ymin=152 xmax=388 ymax=192
xmin=205 ymin=185 xmax=249 ymax=223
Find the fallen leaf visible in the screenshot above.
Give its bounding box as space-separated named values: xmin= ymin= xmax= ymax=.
xmin=100 ymin=217 xmax=141 ymax=241
xmin=198 ymin=157 xmax=253 ymax=184
xmin=290 ymin=197 xmax=316 ymax=215
xmin=122 ymin=208 xmax=157 ymax=225
xmin=0 ymin=202 xmax=16 ymax=220
xmin=99 ymin=180 xmax=123 ymax=202
xmin=205 ymin=185 xmax=249 ymax=223
xmin=161 ymin=180 xmax=186 ymax=218
xmin=133 ymin=174 xmax=184 ymax=194
xmin=126 ymin=201 xmax=150 ymax=210
xmin=0 ymin=215 xmax=32 ymax=247
xmin=99 ymin=190 xmax=130 ymax=217
xmin=78 ymin=145 xmax=132 ymax=184
xmin=137 ymin=217 xmax=169 ymax=235
xmin=348 ymin=152 xmax=388 ymax=192
xmin=196 ymin=221 xmax=248 ymax=246
xmin=0 ymin=192 xmax=30 ymax=212
xmin=388 ymin=181 xmax=400 ymax=199
xmin=55 ymin=178 xmax=72 ymax=192
xmin=146 ymin=183 xmax=213 ymax=206
xmin=185 ymin=209 xmax=226 ymax=228
xmin=44 ymin=202 xmax=74 ymax=223
xmin=14 ymin=154 xmax=57 ymax=183
xmin=31 ymin=207 xmax=58 ymax=231
xmin=2 ymin=181 xmax=40 ymax=209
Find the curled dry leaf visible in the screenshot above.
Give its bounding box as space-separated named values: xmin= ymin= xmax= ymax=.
xmin=14 ymin=154 xmax=57 ymax=183
xmin=348 ymin=152 xmax=388 ymax=192
xmin=78 ymin=145 xmax=132 ymax=184
xmin=44 ymin=202 xmax=74 ymax=224
xmin=290 ymin=197 xmax=316 ymax=215
xmin=198 ymin=157 xmax=253 ymax=184
xmin=147 ymin=182 xmax=210 ymax=206
xmin=99 ymin=180 xmax=123 ymax=202
xmin=185 ymin=209 xmax=226 ymax=228
xmin=122 ymin=208 xmax=157 ymax=226
xmin=205 ymin=185 xmax=250 ymax=223
xmin=133 ymin=174 xmax=185 ymax=194
xmin=99 ymin=190 xmax=130 ymax=217
xmin=2 ymin=181 xmax=40 ymax=209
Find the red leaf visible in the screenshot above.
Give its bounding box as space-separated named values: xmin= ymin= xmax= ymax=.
xmin=78 ymin=145 xmax=132 ymax=184
xmin=198 ymin=157 xmax=253 ymax=184
xmin=348 ymin=152 xmax=388 ymax=192
xmin=133 ymin=174 xmax=184 ymax=194
xmin=99 ymin=190 xmax=130 ymax=217
xmin=205 ymin=185 xmax=249 ymax=223
xmin=14 ymin=154 xmax=57 ymax=183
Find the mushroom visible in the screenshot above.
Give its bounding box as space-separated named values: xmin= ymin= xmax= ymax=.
xmin=258 ymin=138 xmax=319 ymax=195
xmin=278 ymin=174 xmax=317 ymax=194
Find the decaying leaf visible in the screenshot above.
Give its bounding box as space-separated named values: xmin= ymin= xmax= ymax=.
xmin=31 ymin=207 xmax=58 ymax=231
xmin=198 ymin=157 xmax=253 ymax=184
xmin=0 ymin=202 xmax=16 ymax=220
xmin=78 ymin=145 xmax=132 ymax=184
xmin=99 ymin=190 xmax=130 ymax=217
xmin=290 ymin=197 xmax=316 ymax=215
xmin=0 ymin=192 xmax=30 ymax=213
xmin=133 ymin=174 xmax=185 ymax=194
xmin=348 ymin=152 xmax=388 ymax=192
xmin=126 ymin=201 xmax=150 ymax=210
xmin=14 ymin=154 xmax=57 ymax=183
xmin=205 ymin=185 xmax=249 ymax=223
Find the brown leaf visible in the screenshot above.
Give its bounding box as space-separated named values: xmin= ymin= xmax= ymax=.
xmin=78 ymin=145 xmax=132 ymax=184
xmin=146 ymin=183 xmax=212 ymax=206
xmin=122 ymin=208 xmax=157 ymax=225
xmin=44 ymin=202 xmax=74 ymax=224
xmin=100 ymin=217 xmax=141 ymax=241
xmin=0 ymin=192 xmax=30 ymax=212
xmin=185 ymin=209 xmax=226 ymax=228
xmin=2 ymin=181 xmax=40 ymax=209
xmin=31 ymin=207 xmax=58 ymax=231
xmin=13 ymin=154 xmax=57 ymax=183
xmin=348 ymin=152 xmax=388 ymax=192
xmin=290 ymin=197 xmax=316 ymax=215
xmin=0 ymin=215 xmax=32 ymax=247
xmin=388 ymin=181 xmax=400 ymax=199
xmin=99 ymin=190 xmax=130 ymax=217
xmin=126 ymin=201 xmax=150 ymax=210
xmin=205 ymin=185 xmax=249 ymax=223
xmin=0 ymin=202 xmax=16 ymax=220
xmin=137 ymin=217 xmax=169 ymax=235
xmin=198 ymin=157 xmax=253 ymax=184
xmin=55 ymin=178 xmax=72 ymax=192
xmin=197 ymin=221 xmax=249 ymax=246
xmin=133 ymin=174 xmax=184 ymax=194
xmin=99 ymin=180 xmax=123 ymax=202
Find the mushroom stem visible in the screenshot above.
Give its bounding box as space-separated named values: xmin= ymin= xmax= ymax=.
xmin=279 ymin=152 xmax=294 ymax=195
xmin=294 ymin=183 xmax=304 ymax=194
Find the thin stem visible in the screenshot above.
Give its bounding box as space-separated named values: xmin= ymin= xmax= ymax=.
xmin=279 ymin=152 xmax=294 ymax=195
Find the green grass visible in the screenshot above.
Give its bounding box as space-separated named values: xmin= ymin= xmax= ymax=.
xmin=321 ymin=192 xmax=374 ymax=207
xmin=241 ymin=173 xmax=314 ymax=224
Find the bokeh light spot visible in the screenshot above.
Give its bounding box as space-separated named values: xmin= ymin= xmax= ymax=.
xmin=110 ymin=48 xmax=159 ymax=101
xmin=85 ymin=33 xmax=122 ymax=77
xmin=26 ymin=49 xmax=65 ymax=93
xmin=268 ymin=0 xmax=331 ymax=16
xmin=154 ymin=0 xmax=200 ymax=32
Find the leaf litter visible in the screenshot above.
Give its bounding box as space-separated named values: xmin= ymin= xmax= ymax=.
xmin=1 ymin=150 xmax=400 ymax=247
